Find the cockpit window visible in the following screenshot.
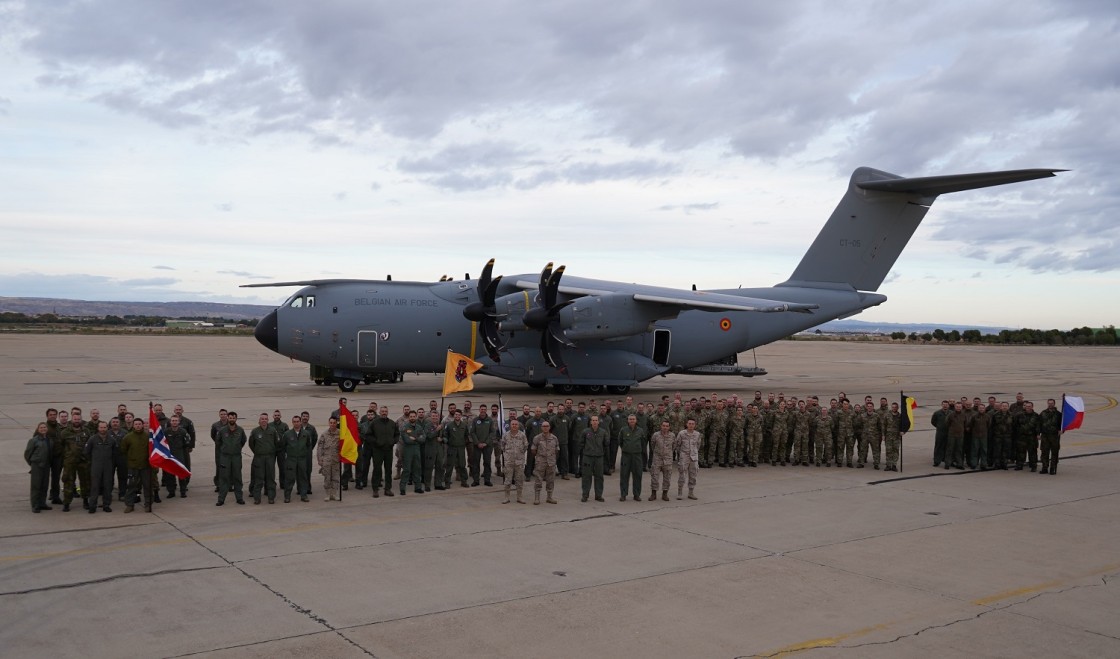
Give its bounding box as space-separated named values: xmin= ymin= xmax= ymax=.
xmin=289 ymin=296 xmax=304 ymax=308
xmin=306 ymin=295 xmax=316 ymax=307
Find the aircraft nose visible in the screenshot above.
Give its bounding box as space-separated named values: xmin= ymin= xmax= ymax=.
xmin=254 ymin=309 xmax=279 ymax=353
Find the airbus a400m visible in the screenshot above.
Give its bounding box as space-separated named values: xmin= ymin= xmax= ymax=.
xmin=248 ymin=166 xmax=1061 ymax=394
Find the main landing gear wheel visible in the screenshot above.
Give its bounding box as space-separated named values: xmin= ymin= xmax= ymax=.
xmin=554 ymin=383 xmax=578 ymax=395
xmin=607 ymin=385 xmax=631 ymax=395
xmin=581 ymin=384 xmax=604 ymax=394
xmin=528 ymin=381 xmax=547 ymax=389
xmin=338 ymin=378 xmax=358 ymax=393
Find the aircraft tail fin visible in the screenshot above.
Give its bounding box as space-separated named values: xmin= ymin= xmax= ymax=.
xmin=782 ymin=167 xmax=1063 ymax=292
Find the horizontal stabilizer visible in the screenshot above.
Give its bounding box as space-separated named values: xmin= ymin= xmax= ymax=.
xmin=858 ymin=168 xmax=1065 ymax=196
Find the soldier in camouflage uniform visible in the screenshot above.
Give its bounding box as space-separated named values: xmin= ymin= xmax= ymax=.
xmin=745 ymin=405 xmax=764 ymax=467
xmin=501 ymin=419 xmax=528 ymax=504
xmin=768 ymin=401 xmax=790 ymax=466
xmin=648 ymin=421 xmax=675 ymax=501
xmin=760 ymin=401 xmax=775 ymax=462
xmin=702 ymin=399 xmax=730 ymax=467
xmin=811 ymin=407 xmax=833 ymax=466
xmin=858 ymin=401 xmax=884 ymax=469
xmin=60 ymin=413 xmax=92 ymax=512
xmin=646 ymin=403 xmax=665 ymax=469
xmin=834 ymin=400 xmax=857 ymax=467
xmin=1038 ymin=399 xmax=1062 ymax=474
xmin=791 ymin=400 xmax=812 ymax=466
xmin=728 ymin=407 xmax=746 ymax=467
xmin=1013 ymin=401 xmax=1041 ymax=471
xmin=532 ymin=421 xmax=560 ymax=505
xmin=316 ymin=417 xmax=342 ymax=500
xmin=883 ymin=402 xmax=903 ymax=471
xmin=989 ymin=402 xmax=1014 ymax=470
xmin=674 ymin=419 xmax=701 ymax=500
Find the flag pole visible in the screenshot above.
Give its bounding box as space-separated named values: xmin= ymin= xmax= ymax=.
xmin=899 ymin=390 xmax=904 ymax=474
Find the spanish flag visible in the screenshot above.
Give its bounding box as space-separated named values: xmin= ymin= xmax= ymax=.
xmin=900 ymin=392 xmax=917 ymax=432
xmin=338 ymin=403 xmax=361 ymax=465
xmin=443 ymin=350 xmax=483 ymax=396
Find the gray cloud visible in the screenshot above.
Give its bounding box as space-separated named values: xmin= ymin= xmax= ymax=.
xmin=153 ymin=265 xmax=175 ymax=270
xmin=659 ymin=202 xmax=720 ymax=213
xmin=0 ymin=273 xmax=184 ymax=300
xmin=215 ymin=202 xmax=233 ymax=212
xmin=10 ymin=1 xmax=1118 ymax=269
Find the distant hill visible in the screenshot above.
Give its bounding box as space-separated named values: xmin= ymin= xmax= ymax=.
xmin=0 ymin=297 xmax=274 ymax=321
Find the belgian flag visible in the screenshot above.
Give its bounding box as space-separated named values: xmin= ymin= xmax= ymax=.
xmin=338 ymin=403 xmax=361 ymax=465
xmin=900 ymin=392 xmax=917 ymax=432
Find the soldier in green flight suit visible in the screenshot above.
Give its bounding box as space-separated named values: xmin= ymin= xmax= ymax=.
xmin=399 ymin=411 xmax=425 ymax=495
xmin=215 ymin=412 xmax=247 ymax=506
xmin=617 ymin=415 xmax=645 ymax=501
xmin=1038 ymin=398 xmax=1063 ymax=474
xmin=162 ymin=415 xmax=192 ymax=498
xmin=25 ymin=422 xmax=53 ymax=512
xmin=249 ymin=412 xmax=280 ymax=504
xmin=990 ymin=402 xmax=1014 ymax=470
xmin=1013 ymin=401 xmax=1041 ymax=472
xmin=442 ymin=410 xmax=470 ymax=489
xmin=579 ymin=415 xmax=609 ymax=502
xmin=281 ymin=415 xmax=312 ymax=502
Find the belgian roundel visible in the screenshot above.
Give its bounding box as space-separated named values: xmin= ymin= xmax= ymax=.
xmin=719 ymin=318 xmax=732 ymax=331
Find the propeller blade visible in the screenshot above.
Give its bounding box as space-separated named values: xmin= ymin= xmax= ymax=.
xmin=539 ymin=262 xmax=553 ymax=295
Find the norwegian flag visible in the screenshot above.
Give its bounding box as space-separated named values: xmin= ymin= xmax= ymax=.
xmin=149 ymin=403 xmax=190 ymax=479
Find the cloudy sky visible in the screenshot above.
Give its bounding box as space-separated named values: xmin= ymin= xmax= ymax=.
xmin=1 ymin=1 xmax=1116 ymax=329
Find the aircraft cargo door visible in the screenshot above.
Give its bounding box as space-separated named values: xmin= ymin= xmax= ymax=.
xmin=652 ymin=329 xmax=671 ymax=366
xmin=357 ymin=330 xmax=379 ymax=367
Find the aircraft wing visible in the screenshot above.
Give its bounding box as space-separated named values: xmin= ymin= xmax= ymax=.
xmin=513 ymin=278 xmax=817 ymax=314
xmin=632 ymin=291 xmax=817 ymax=313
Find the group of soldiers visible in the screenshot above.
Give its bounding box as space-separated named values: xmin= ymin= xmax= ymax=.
xmin=929 ymin=393 xmax=1064 ymax=474
xmin=28 ymin=388 xmax=1061 ymax=515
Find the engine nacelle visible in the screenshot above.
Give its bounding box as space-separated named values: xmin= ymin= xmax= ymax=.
xmin=560 ymin=293 xmax=664 ymax=340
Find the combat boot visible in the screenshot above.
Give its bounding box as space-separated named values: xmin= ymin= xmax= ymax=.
xmin=372 ymin=489 xmax=380 ymax=498
xmin=517 ymin=488 xmax=526 ymax=504
xmin=677 ymin=484 xmax=683 ymax=500
xmin=534 ymin=490 xmax=541 ymax=505
xmin=503 ymin=485 xmax=511 ymax=504
xmin=124 ymin=504 xmax=134 ymax=513
xmin=647 ymin=489 xmax=657 ymax=501
xmin=1049 ymin=464 xmax=1057 ymax=475
xmin=687 ymin=488 xmax=697 ymax=500
xmin=661 ymin=490 xmax=669 ymax=501
xmin=384 ymin=489 xmax=394 ymax=497
xmin=546 ymin=494 xmax=557 ymax=504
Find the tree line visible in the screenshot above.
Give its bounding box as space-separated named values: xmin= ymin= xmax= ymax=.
xmin=887 ymin=326 xmax=1117 ymax=346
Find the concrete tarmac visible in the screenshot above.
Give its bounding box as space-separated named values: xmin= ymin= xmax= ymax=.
xmin=1 ymin=335 xmax=1117 ymax=657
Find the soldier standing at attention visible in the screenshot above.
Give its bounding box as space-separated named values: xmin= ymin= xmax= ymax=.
xmin=317 ymin=416 xmax=342 ymax=500
xmin=172 ymin=404 xmax=196 ymax=480
xmin=210 ymin=409 xmax=228 ymax=493
xmin=398 ymin=411 xmax=424 ymax=495
xmin=501 ymin=419 xmax=528 ymax=504
xmin=745 ymin=404 xmax=764 ymax=467
xmin=990 ymin=402 xmax=1014 ymax=470
xmin=791 ymin=400 xmax=812 ymax=466
xmin=728 ymin=406 xmax=746 ymax=467
xmin=470 ymin=407 xmax=494 ymax=487
xmin=883 ymin=402 xmax=903 ymax=472
xmin=531 ymin=421 xmax=560 ymax=505
xmin=441 ymin=410 xmax=470 ymax=489
xmin=810 ymin=407 xmax=833 ymax=467
xmin=674 ymin=418 xmax=701 ymax=500
xmin=60 ymin=411 xmax=92 ymax=512
xmin=834 ymin=400 xmax=857 ymax=468
xmin=249 ymin=412 xmax=280 ymax=504
xmin=970 ymin=403 xmax=991 ymax=470
xmin=930 ymin=400 xmax=950 ymax=467
xmin=944 ymin=403 xmax=967 ymax=470
xmin=121 ymin=418 xmax=153 ymax=513
xmin=300 ymin=411 xmax=319 ymax=495
xmin=281 ymin=416 xmax=312 ymax=502
xmin=269 ymin=409 xmax=290 ymax=493
xmin=1013 ymin=401 xmax=1041 ymax=472
xmin=859 ymin=401 xmax=884 ymax=469
xmin=617 ymin=415 xmax=645 ymax=501
xmin=163 ymin=415 xmax=192 ymax=498
xmin=25 ymin=422 xmax=53 ymax=512
xmin=84 ymin=421 xmax=117 ymax=513
xmin=769 ymin=401 xmax=790 ymax=466
xmin=579 ymin=415 xmax=609 ymax=502
xmin=1038 ymin=398 xmax=1062 ymax=475
xmin=648 ymin=421 xmax=675 ymax=501
xmin=215 ymin=412 xmax=247 ymax=506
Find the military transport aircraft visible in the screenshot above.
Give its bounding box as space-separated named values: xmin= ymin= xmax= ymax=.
xmin=248 ymin=166 xmax=1061 ymax=394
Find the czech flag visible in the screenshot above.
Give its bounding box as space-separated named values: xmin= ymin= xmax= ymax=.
xmin=149 ymin=404 xmax=190 ymax=479
xmin=338 ymin=403 xmax=361 ymax=465
xmin=1061 ymin=396 xmax=1085 ymax=432
xmin=900 ymin=392 xmax=917 ymax=432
